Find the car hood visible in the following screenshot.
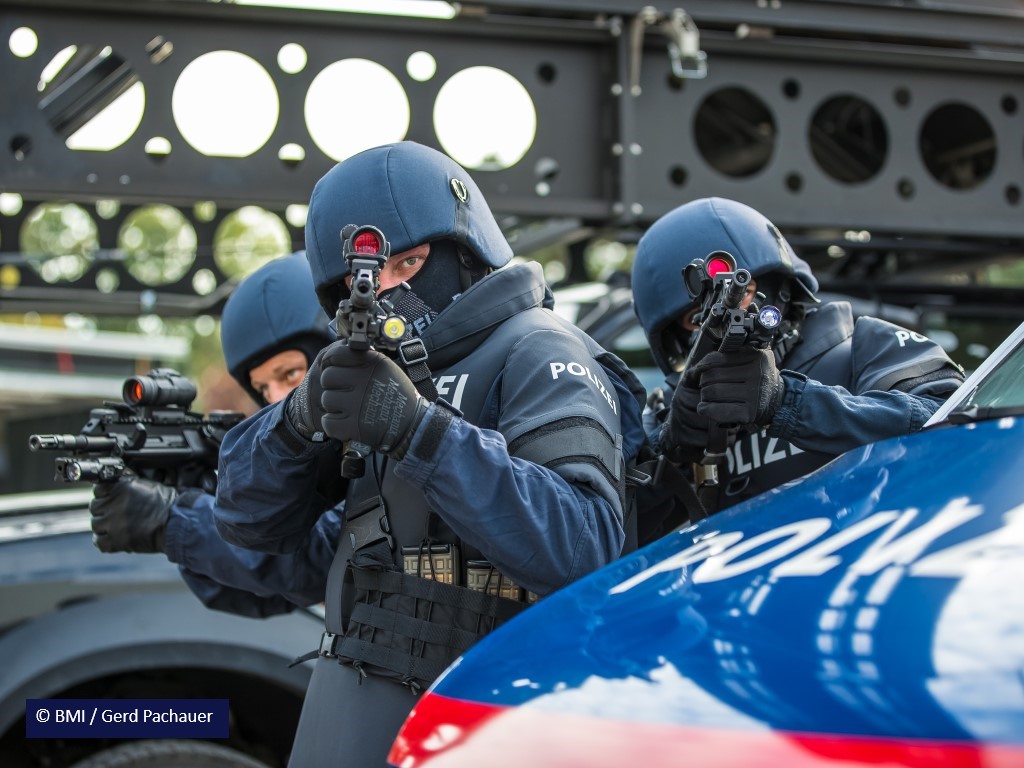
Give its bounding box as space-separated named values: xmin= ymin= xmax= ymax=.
xmin=391 ymin=417 xmax=1024 ymax=767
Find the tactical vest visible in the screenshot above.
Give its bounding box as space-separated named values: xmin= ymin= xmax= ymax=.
xmin=320 ymin=306 xmax=635 ymax=691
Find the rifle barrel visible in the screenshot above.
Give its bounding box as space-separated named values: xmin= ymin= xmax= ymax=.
xmin=29 ymin=434 xmax=119 ymax=452
xmin=722 ymin=269 xmax=751 ymax=308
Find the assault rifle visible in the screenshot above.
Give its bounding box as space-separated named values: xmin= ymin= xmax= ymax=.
xmin=335 ymin=224 xmax=410 ymax=478
xmin=28 ymin=369 xmax=245 ymax=494
xmin=681 ymin=251 xmax=783 ymax=498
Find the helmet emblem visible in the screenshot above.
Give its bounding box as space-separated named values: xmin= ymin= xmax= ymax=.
xmin=450 ymin=178 xmax=469 ymax=203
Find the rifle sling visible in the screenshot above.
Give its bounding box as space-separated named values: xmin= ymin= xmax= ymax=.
xmin=398 ymin=339 xmax=439 ymax=402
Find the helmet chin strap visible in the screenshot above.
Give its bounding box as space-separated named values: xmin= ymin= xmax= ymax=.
xmin=457 ymin=246 xmax=475 ymax=292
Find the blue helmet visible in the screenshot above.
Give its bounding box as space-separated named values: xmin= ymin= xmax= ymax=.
xmin=305 ymin=141 xmax=514 ymax=317
xmin=221 ymin=251 xmax=333 ymax=404
xmin=631 ymin=197 xmax=819 ymax=374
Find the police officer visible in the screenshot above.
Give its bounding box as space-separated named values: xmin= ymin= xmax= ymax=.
xmin=88 ymin=253 xmax=340 ymax=617
xmin=632 ymin=197 xmax=964 ymax=515
xmin=213 ymin=141 xmax=648 ymax=766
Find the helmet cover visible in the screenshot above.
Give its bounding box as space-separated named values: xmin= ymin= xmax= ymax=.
xmin=631 ymin=197 xmax=818 ymax=373
xmin=221 ymin=251 xmax=332 ymax=403
xmin=305 ymin=141 xmax=513 ymax=316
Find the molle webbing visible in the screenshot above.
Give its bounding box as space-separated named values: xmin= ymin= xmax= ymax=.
xmin=334 ymin=564 xmax=527 ymax=688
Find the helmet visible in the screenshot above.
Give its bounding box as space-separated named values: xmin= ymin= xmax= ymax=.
xmin=221 ymin=252 xmax=333 ymax=404
xmin=305 ymin=141 xmax=513 ymax=317
xmin=631 ymin=197 xmax=819 ymax=374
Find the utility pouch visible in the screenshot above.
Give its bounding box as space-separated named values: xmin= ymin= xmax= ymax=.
xmin=402 ymin=543 xmax=460 ymax=585
xmin=466 ymin=559 xmax=539 ymax=604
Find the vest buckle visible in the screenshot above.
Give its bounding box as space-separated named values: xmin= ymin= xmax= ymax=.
xmin=319 ymin=631 xmax=339 ymax=658
xmin=399 ymin=338 xmax=429 ymax=366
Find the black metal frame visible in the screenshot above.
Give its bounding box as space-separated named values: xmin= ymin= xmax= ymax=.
xmin=1 ymin=0 xmax=1022 ymax=315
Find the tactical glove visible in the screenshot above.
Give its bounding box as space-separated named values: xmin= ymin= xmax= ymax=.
xmin=286 ymin=344 xmax=331 ymax=441
xmin=90 ymin=475 xmax=175 ymax=553
xmin=661 ymin=381 xmax=711 ymax=462
xmin=687 ymin=347 xmax=784 ymax=429
xmin=319 ymin=342 xmax=430 ymax=460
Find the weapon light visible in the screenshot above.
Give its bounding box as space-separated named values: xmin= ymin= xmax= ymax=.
xmin=382 ymin=316 xmax=407 ymax=340
xmin=758 ymin=306 xmax=782 ymax=329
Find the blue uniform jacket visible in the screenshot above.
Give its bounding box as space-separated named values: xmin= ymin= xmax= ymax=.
xmin=162 ymin=492 xmax=341 ymax=618
xmin=215 ymin=262 xmax=648 ymax=596
xmin=650 ymin=301 xmax=963 ymax=508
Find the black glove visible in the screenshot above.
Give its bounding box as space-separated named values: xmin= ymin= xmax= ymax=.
xmin=661 ymin=381 xmax=711 ymax=461
xmin=286 ymin=343 xmax=331 ymax=441
xmin=687 ymin=347 xmax=784 ymax=429
xmin=646 ymin=386 xmax=667 ymax=417
xmin=90 ymin=475 xmax=175 ymax=553
xmin=319 ymin=343 xmax=430 ymax=460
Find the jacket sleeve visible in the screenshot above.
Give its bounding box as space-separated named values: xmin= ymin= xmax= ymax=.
xmin=176 ymin=570 xmax=300 ymax=618
xmin=395 ymin=328 xmax=637 ymax=596
xmin=214 ymin=400 xmax=345 ymax=554
xmin=166 ymin=491 xmax=341 ymax=610
xmin=770 ymin=318 xmax=964 ymax=454
xmin=769 ymin=374 xmax=945 ymax=454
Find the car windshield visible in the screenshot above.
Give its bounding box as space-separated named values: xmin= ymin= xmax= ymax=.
xmin=927 ymin=320 xmax=1024 ymax=426
xmin=958 ymin=341 xmax=1024 ymax=414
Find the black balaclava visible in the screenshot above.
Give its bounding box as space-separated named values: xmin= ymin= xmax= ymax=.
xmin=750 ymin=273 xmax=790 ymax=316
xmin=383 ymin=239 xmax=481 ymax=338
xmin=238 ymin=332 xmax=326 ymax=406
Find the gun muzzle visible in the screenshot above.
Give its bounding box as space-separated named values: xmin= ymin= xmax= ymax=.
xmin=28 ymin=434 xmax=66 ymax=451
xmin=29 ymin=434 xmax=118 ymax=452
xmin=350 ymin=266 xmax=377 ymax=308
xmin=723 ymin=269 xmax=751 ymax=308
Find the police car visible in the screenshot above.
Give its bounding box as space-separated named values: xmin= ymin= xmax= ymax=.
xmin=387 ymin=320 xmax=1024 ymax=767
xmin=0 ymin=488 xmax=318 ymax=767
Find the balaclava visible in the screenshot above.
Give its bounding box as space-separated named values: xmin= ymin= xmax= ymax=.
xmin=383 ymin=239 xmax=483 ymax=338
